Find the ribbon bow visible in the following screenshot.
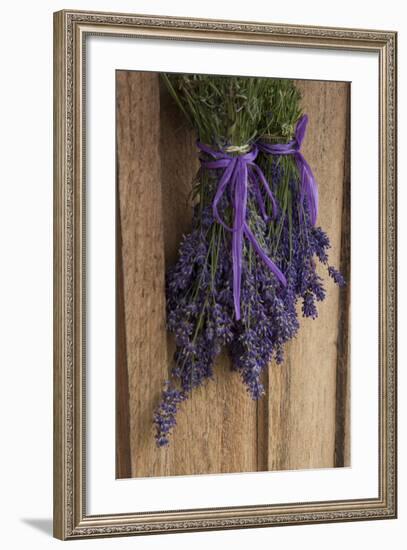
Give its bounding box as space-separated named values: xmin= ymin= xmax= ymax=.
xmin=198 ymin=141 xmax=287 ymax=321
xmin=258 ymin=114 xmax=318 ymax=225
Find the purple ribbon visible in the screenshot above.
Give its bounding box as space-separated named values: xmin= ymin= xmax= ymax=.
xmin=258 ymin=114 xmax=318 ymax=225
xmin=198 ymin=141 xmax=287 ymax=321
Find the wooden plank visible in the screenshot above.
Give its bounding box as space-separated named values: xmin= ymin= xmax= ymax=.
xmin=116 ymin=71 xmax=169 ymax=478
xmin=115 ymin=180 xmax=132 ymax=479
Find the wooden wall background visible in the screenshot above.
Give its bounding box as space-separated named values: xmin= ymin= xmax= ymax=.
xmin=115 ymin=71 xmax=350 ymax=479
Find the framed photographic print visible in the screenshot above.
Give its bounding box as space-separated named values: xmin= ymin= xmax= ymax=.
xmin=53 ymin=9 xmax=397 ymax=540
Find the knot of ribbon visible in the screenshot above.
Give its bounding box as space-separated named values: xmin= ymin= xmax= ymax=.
xmin=198 ymin=141 xmax=287 ymax=321
xmin=258 ymin=114 xmax=318 ymax=226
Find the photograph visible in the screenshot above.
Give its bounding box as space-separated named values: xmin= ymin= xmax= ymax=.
xmin=115 ymin=71 xmax=351 ymax=479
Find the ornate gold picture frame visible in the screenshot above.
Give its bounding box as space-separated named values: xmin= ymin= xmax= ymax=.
xmin=53 ymin=9 xmax=397 ymax=540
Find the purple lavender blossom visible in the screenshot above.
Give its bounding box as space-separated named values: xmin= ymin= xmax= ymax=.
xmin=328 ymin=265 xmax=346 ymax=287
xmin=153 ymin=382 xmax=186 ymax=447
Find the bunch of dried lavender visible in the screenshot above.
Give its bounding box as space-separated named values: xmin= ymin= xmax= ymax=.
xmin=256 ymin=79 xmax=345 ymax=360
xmin=153 ymin=74 xmax=344 ymax=447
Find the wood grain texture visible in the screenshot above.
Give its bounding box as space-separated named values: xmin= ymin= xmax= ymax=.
xmin=334 ymin=86 xmax=351 ymax=468
xmin=115 ymin=185 xmax=132 ymax=478
xmin=116 ymin=72 xmax=169 ymax=478
xmin=116 ymin=72 xmax=350 ymax=478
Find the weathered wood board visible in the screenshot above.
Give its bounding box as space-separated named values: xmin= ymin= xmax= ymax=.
xmin=116 ymin=71 xmax=350 ymax=478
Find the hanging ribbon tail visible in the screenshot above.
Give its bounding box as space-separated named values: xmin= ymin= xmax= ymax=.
xmin=244 ymin=224 xmax=287 ymax=287
xmin=296 ymin=153 xmax=318 ymax=226
xmin=294 ymin=115 xmax=318 ymax=224
xmin=294 ymin=114 xmax=308 ymax=146
xmin=231 ymin=160 xmax=248 ymax=321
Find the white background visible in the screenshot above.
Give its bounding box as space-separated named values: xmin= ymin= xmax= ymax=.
xmin=0 ymin=0 xmax=404 ymax=548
